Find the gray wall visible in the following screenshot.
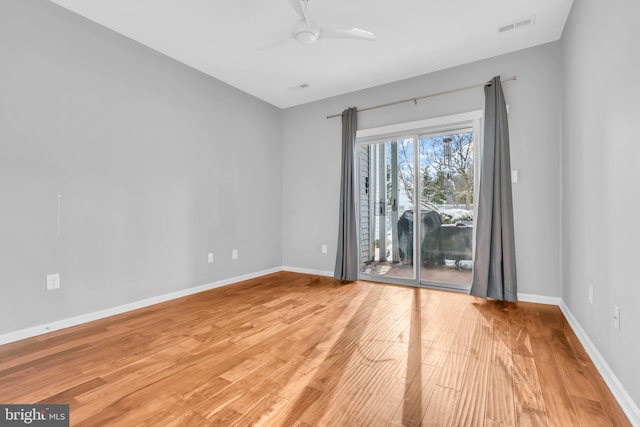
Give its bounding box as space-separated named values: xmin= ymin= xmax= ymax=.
xmin=282 ymin=42 xmax=563 ymax=298
xmin=0 ymin=0 xmax=282 ymax=334
xmin=561 ymin=0 xmax=640 ymax=407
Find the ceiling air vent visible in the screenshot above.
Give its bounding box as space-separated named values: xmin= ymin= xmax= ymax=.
xmin=516 ymin=16 xmax=535 ymax=28
xmin=498 ymin=15 xmax=536 ymax=33
xmin=498 ymin=23 xmax=515 ymax=33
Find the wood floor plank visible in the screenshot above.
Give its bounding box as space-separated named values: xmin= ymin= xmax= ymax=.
xmin=436 ymin=348 xmax=470 ymax=391
xmin=486 ymin=356 xmax=515 ymax=426
xmin=163 ymin=410 xmax=210 ymax=427
xmin=512 ymin=354 xmax=548 ymax=427
xmin=572 ymin=395 xmax=615 ymax=427
xmin=422 ymin=347 xmax=448 ymax=368
xmin=548 ymin=329 xmax=599 ymax=401
xmin=202 ymin=407 xmax=242 ymax=426
xmin=451 ymin=323 xmax=493 ymax=427
xmin=36 ymin=377 xmax=108 ymax=404
xmin=278 ymin=386 xmax=325 ymax=426
xmin=318 ymin=388 xmax=374 ymax=426
xmin=230 ymin=392 xmax=289 ymax=426
xmin=0 ymin=272 xmax=630 ymax=426
xmin=389 ymin=363 xmax=440 ymax=427
xmin=562 ymin=326 xmax=632 ymax=427
xmin=226 ymin=358 xmax=289 ymax=415
xmin=421 ymin=385 xmax=458 ymax=427
xmin=530 ymin=336 xmax=581 ymax=427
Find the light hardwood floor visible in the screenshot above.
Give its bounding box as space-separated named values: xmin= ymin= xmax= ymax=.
xmin=0 ymin=272 xmax=631 ymax=426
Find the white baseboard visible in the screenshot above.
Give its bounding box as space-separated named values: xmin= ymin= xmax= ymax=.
xmin=559 ymin=301 xmax=640 ymax=426
xmin=282 ymin=266 xmax=334 ymax=277
xmin=0 ymin=267 xmax=282 ymax=346
xmin=518 ymin=293 xmax=562 ymax=305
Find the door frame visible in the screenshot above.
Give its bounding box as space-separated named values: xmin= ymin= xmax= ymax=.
xmin=356 ymin=111 xmax=483 ymax=291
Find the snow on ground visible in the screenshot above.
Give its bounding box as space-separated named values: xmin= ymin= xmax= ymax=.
xmin=440 ymin=209 xmax=473 ymax=224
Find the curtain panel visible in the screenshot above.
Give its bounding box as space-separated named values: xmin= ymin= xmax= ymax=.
xmin=470 ymin=76 xmax=518 ymax=301
xmin=334 ymin=107 xmax=359 ymax=281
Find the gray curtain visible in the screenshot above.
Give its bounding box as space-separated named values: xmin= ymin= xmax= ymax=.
xmin=334 ymin=107 xmax=359 ymax=281
xmin=470 ymin=76 xmax=518 ymax=301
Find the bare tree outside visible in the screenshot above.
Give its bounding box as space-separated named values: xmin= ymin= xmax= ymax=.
xmin=397 ymin=132 xmax=473 ymax=210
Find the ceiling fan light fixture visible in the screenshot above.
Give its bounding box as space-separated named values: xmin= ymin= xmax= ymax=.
xmin=293 ymin=19 xmax=320 ymax=44
xmin=295 ymin=30 xmax=319 ymax=44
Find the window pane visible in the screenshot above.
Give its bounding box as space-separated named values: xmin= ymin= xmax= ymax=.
xmin=418 ymin=131 xmax=474 ymax=286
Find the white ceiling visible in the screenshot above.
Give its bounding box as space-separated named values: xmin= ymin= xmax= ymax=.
xmin=48 ymin=0 xmax=573 ymax=109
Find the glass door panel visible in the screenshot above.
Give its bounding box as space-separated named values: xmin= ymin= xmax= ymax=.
xmin=418 ymin=131 xmax=474 ymax=286
xmin=358 ymin=139 xmax=416 ymax=280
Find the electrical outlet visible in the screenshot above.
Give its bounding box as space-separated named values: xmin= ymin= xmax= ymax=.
xmin=232 ymin=249 xmax=238 ymax=260
xmin=613 ymin=305 xmax=620 ymax=330
xmin=511 ymin=170 xmax=519 ymax=183
xmin=588 ymin=283 xmax=594 ymax=305
xmin=207 ymin=253 xmax=214 ymax=263
xmin=46 ymin=273 xmax=61 ymax=291
xmin=321 ymin=244 xmax=328 ymax=254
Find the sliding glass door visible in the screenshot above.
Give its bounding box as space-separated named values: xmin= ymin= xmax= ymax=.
xmin=358 ymin=139 xmax=416 ymax=281
xmin=357 ymin=113 xmax=481 ymax=290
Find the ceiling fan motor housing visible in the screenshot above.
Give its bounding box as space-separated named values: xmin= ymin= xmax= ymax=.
xmin=293 ymin=19 xmax=319 ymax=44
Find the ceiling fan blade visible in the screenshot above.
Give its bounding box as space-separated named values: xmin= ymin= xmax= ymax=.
xmin=288 ymin=0 xmax=307 ymax=20
xmin=321 ymin=28 xmax=377 ymax=41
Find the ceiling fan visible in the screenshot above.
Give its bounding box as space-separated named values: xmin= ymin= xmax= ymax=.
xmin=284 ymin=0 xmax=377 ymax=45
